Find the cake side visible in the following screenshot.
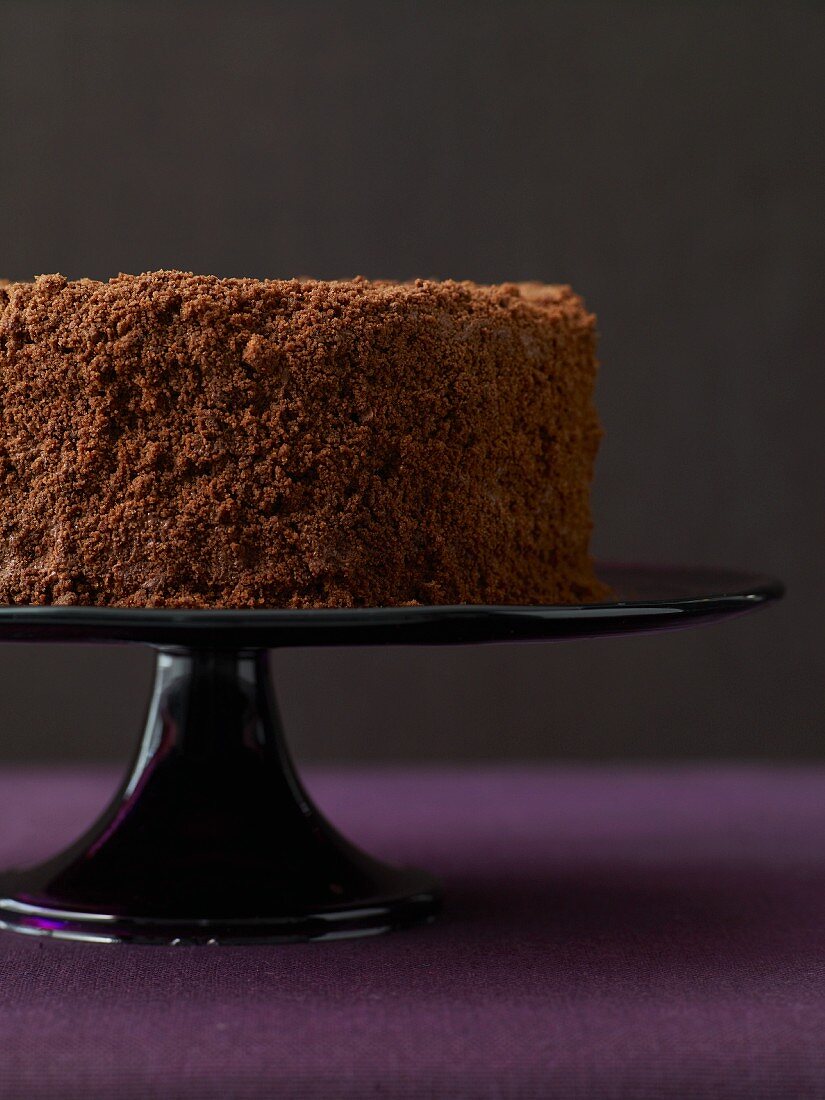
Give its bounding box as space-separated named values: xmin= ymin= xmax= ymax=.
xmin=0 ymin=272 xmax=606 ymax=607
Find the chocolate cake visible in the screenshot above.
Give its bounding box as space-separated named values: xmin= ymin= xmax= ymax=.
xmin=0 ymin=272 xmax=606 ymax=608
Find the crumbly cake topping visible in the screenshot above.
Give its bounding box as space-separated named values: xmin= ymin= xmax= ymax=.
xmin=0 ymin=271 xmax=603 ymax=607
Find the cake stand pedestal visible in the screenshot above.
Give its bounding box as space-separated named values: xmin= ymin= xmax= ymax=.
xmin=0 ymin=564 xmax=782 ymax=945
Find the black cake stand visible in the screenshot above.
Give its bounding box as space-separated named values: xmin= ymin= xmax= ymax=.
xmin=0 ymin=564 xmax=783 ymax=945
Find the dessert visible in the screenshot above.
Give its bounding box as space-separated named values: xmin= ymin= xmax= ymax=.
xmin=0 ymin=272 xmax=605 ymax=607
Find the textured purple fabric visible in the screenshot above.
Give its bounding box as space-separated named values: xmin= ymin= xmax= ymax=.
xmin=2 ymin=767 xmax=825 ymax=1099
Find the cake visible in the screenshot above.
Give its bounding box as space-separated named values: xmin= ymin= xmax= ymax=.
xmin=0 ymin=272 xmax=606 ymax=608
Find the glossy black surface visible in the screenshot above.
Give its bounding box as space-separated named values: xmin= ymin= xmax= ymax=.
xmin=0 ymin=649 xmax=439 ymax=943
xmin=0 ymin=565 xmax=783 ymax=944
xmin=0 ymin=564 xmax=784 ymax=648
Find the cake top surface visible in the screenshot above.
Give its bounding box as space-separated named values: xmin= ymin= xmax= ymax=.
xmin=0 ymin=271 xmax=590 ymax=336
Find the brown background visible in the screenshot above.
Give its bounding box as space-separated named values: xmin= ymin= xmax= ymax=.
xmin=0 ymin=0 xmax=821 ymax=764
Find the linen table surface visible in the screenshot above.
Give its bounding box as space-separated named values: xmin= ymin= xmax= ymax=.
xmin=1 ymin=766 xmax=824 ymax=1099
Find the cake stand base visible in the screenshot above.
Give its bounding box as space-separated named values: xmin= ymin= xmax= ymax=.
xmin=0 ymin=649 xmax=440 ymax=944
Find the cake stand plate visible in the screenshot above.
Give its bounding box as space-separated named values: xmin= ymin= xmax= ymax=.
xmin=0 ymin=564 xmax=782 ymax=945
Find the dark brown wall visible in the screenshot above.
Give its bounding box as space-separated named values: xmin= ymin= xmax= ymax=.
xmin=0 ymin=1 xmax=822 ymax=763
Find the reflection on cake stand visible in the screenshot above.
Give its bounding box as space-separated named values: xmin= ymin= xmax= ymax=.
xmin=0 ymin=564 xmax=782 ymax=945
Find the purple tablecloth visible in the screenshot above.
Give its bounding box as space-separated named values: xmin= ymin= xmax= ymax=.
xmin=2 ymin=766 xmax=825 ymax=1099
